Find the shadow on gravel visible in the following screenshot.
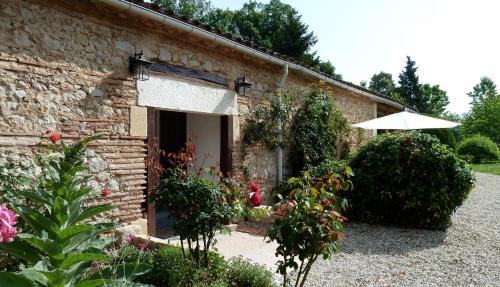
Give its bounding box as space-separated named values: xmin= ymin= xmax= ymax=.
xmin=341 ymin=222 xmax=447 ymax=255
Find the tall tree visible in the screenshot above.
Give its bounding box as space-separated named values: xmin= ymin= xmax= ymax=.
xmin=462 ymin=78 xmax=500 ymax=144
xmin=368 ymin=71 xmax=405 ymax=103
xmin=156 ymin=0 xmax=341 ymax=78
xmin=398 ymin=56 xmax=423 ymax=110
xmin=205 ymin=0 xmax=317 ymax=59
xmin=467 ymin=76 xmax=497 ymax=105
xmin=419 ymin=84 xmax=449 ymax=116
xmin=369 ymin=71 xmax=396 ymax=95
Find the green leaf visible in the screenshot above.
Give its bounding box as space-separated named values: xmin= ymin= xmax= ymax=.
xmin=52 ymin=197 xmax=69 ymax=225
xmin=310 ymin=187 xmax=318 ymax=197
xmin=90 ymin=263 xmax=151 ymax=281
xmin=72 ymin=205 xmax=113 ymax=224
xmin=60 ymin=253 xmax=108 ymax=269
xmin=12 ymin=205 xmax=58 ymax=236
xmin=19 ymin=268 xmax=48 ymax=286
xmin=57 ymin=225 xmax=94 ymax=241
xmin=38 ymin=268 xmax=68 ymax=285
xmin=68 ymin=187 xmax=94 ymax=202
xmin=18 ymin=234 xmax=63 ymax=260
xmin=17 ymin=190 xmax=53 ymax=206
xmin=0 ymin=272 xmax=33 ymax=287
xmin=0 ymin=238 xmax=42 ymax=263
xmin=46 ymin=164 xmax=60 ymax=182
xmin=344 ymin=166 xmax=354 ymax=176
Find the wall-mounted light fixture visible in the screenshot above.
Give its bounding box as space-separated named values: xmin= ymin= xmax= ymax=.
xmin=235 ymin=75 xmax=253 ymax=96
xmin=129 ymin=51 xmax=154 ymax=81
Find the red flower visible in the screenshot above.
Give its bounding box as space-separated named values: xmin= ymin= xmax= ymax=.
xmin=46 ymin=130 xmax=61 ymax=143
xmin=250 ymin=190 xmax=264 ymax=207
xmin=248 ymin=182 xmax=260 ymax=193
xmin=101 ymin=187 xmax=110 ymax=197
xmin=138 ymin=242 xmax=146 ymax=250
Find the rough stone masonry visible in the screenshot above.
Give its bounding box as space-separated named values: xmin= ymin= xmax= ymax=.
xmin=0 ymin=0 xmax=400 ymax=228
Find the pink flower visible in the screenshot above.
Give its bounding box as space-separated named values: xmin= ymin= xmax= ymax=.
xmin=248 ymin=182 xmax=260 ymax=193
xmin=0 ymin=206 xmax=17 ymax=243
xmin=101 ymin=187 xmax=110 ymax=197
xmin=126 ymin=233 xmax=136 ymax=244
xmin=137 ymin=242 xmax=146 ymax=250
xmin=250 ymin=190 xmax=264 ymax=207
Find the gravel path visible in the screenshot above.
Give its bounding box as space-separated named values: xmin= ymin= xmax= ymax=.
xmin=307 ymin=173 xmax=500 ymax=287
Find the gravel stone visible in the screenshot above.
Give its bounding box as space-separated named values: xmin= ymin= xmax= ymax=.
xmin=305 ymin=173 xmax=500 ymax=287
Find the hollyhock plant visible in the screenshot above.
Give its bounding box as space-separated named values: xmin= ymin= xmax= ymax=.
xmin=0 ymin=133 xmax=151 ymax=285
xmin=0 ymin=205 xmax=17 ymax=243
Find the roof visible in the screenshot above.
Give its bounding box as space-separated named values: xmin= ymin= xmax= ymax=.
xmin=101 ymin=0 xmax=409 ymax=110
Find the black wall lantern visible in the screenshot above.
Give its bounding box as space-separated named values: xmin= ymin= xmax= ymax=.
xmin=235 ymin=75 xmax=253 ymax=96
xmin=129 ymin=51 xmax=154 ymax=81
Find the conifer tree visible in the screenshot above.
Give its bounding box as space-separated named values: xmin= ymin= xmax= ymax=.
xmin=398 ymin=56 xmax=423 ymax=110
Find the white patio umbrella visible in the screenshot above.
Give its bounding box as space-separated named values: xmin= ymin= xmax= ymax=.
xmin=353 ymin=111 xmax=460 ymax=130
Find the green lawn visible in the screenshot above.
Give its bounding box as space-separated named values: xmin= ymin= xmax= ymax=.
xmin=470 ymin=163 xmax=500 ymax=176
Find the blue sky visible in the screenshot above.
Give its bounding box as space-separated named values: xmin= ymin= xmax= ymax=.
xmin=211 ymin=0 xmax=500 ymax=114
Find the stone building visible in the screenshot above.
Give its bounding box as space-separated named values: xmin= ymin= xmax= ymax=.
xmin=0 ymin=0 xmax=404 ymax=236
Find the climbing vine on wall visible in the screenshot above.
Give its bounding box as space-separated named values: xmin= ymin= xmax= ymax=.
xmin=242 ymin=82 xmax=350 ymax=175
xmin=290 ymin=84 xmax=350 ymax=173
xmin=242 ymin=90 xmax=298 ymax=150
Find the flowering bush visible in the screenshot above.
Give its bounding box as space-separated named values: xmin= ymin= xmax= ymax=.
xmin=155 ymin=141 xmax=268 ymax=268
xmin=267 ymin=167 xmax=353 ymax=287
xmin=155 ymin=141 xmax=234 ymax=268
xmin=220 ymin=177 xmax=268 ymax=221
xmin=0 ymin=132 xmax=150 ymax=286
xmin=0 ymin=206 xmax=17 ymax=243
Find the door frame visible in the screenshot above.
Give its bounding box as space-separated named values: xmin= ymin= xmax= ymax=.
xmin=146 ymin=110 xmax=233 ymax=236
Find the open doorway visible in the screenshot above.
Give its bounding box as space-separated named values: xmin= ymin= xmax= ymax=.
xmin=154 ymin=110 xmax=223 ymax=238
xmin=155 ymin=110 xmax=186 ymax=238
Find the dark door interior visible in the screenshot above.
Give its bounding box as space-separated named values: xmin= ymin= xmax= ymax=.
xmin=156 ymin=110 xmax=186 ymax=238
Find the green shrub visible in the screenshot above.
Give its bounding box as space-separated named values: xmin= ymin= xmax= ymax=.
xmin=309 ymin=159 xmax=349 ymax=178
xmin=226 ymin=257 xmax=275 ymax=287
xmin=457 ymin=135 xmax=500 ymax=163
xmin=119 ymin=245 xmax=277 ymax=287
xmin=348 ymin=132 xmax=475 ymax=229
xmin=422 ymin=128 xmax=457 ymax=149
xmin=291 ymin=87 xmax=349 ymax=173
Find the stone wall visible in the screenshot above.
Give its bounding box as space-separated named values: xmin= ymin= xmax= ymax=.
xmin=0 ymin=0 xmax=398 ymax=225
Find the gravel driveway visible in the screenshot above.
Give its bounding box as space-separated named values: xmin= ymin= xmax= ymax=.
xmin=217 ymin=173 xmax=499 ymax=286
xmin=307 ymin=173 xmax=500 ymax=287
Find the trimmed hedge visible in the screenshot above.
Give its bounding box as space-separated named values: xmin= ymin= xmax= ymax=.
xmin=347 ymin=132 xmax=475 ymax=229
xmin=457 ymin=135 xmax=500 ymax=164
xmin=119 ymin=245 xmax=276 ymax=287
